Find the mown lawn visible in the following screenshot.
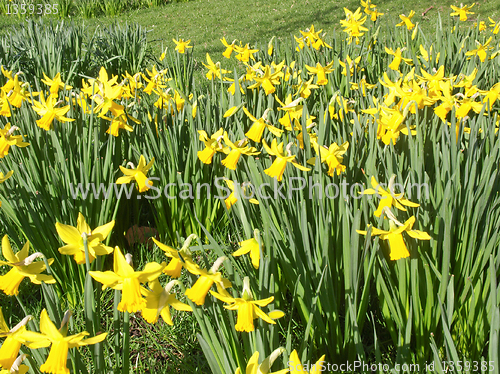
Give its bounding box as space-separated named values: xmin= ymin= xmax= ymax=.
xmin=1 ymin=0 xmax=499 ymax=61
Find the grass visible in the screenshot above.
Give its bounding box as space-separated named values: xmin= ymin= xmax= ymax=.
xmin=0 ymin=0 xmax=499 ymax=373
xmin=1 ymin=0 xmax=500 ymax=63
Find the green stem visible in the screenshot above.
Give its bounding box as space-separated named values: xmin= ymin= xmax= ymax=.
xmin=123 ymin=311 xmax=130 ymax=374
xmin=113 ymin=290 xmax=121 ymax=371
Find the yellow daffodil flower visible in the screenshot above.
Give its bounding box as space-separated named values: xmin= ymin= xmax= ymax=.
xmin=83 ymin=67 xmax=124 ymax=117
xmin=24 ymin=309 xmax=107 ymax=374
xmin=211 ymin=277 xmax=284 ymax=332
xmin=223 ymin=179 xmax=259 ymax=209
xmin=141 ymin=279 xmax=192 ymax=324
xmin=465 ymin=37 xmax=493 ymax=62
xmin=453 ymin=68 xmax=477 ymax=90
xmin=242 ymin=107 xmax=283 ymax=143
xmin=248 ymin=62 xmax=285 ymax=95
xmin=305 ymin=61 xmax=334 ymax=86
xmin=221 ymin=37 xmax=237 ymax=58
xmin=296 ymin=76 xmax=318 ymax=99
xmin=450 ymin=3 xmax=475 ymax=21
xmin=102 ymin=112 xmax=138 ymax=137
xmin=232 ymin=230 xmax=262 ymax=269
xmin=262 ymin=139 xmax=311 ymax=182
xmin=357 ymin=210 xmax=431 ymax=260
xmin=308 ymin=140 xmax=349 ymax=176
xmin=489 ymin=17 xmax=500 ymax=34
xmin=0 ymin=311 xmax=35 ymax=370
xmin=55 ymin=212 xmax=115 ymax=265
xmin=350 ymin=77 xmax=376 ymax=96
xmin=41 ymin=72 xmax=72 ymax=97
xmin=235 ymin=347 xmax=288 ymax=374
xmin=210 ymin=277 xmax=284 ymax=332
xmin=172 ymin=38 xmax=192 ymax=54
xmin=339 ymin=55 xmax=362 ymax=76
xmin=234 ymin=43 xmax=259 ymax=62
xmin=0 ymin=353 xmax=28 ymax=374
xmin=222 ymin=134 xmax=260 ymax=170
xmin=396 ymin=10 xmax=416 ymax=30
xmin=385 ymin=47 xmax=413 ymax=71
xmin=90 ymin=247 xmax=165 ymax=313
xmin=32 ymin=92 xmax=74 ymax=131
xmin=5 ymin=74 xmax=29 ymax=108
xmin=184 ymin=256 xmax=232 ymax=306
xmin=361 ymin=176 xmax=420 ymax=217
xmin=202 ymin=53 xmax=232 ymax=80
xmin=0 ymin=124 xmax=29 ymax=158
xmin=0 ymin=235 xmax=55 ymax=296
xmin=197 ymin=128 xmax=229 ymax=164
xmin=116 ymin=155 xmax=155 ymax=193
xmin=418 ymin=44 xmax=440 ymax=67
xmin=340 ymin=7 xmax=369 ymax=44
xmin=478 ymin=82 xmax=500 ymax=110
xmin=288 ymin=349 xmax=326 ymax=374
xmin=152 ymin=235 xmax=195 ymax=278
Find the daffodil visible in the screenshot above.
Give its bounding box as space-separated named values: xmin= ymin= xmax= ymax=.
xmin=338 ymin=55 xmax=362 ymax=76
xmin=141 ymin=279 xmax=192 ymax=324
xmin=450 ymin=3 xmax=475 ymax=21
xmin=357 ymin=210 xmax=431 ymax=260
xmin=364 ymin=3 xmax=384 ymax=22
xmin=184 ymin=256 xmax=232 ymax=306
xmin=116 ymin=155 xmax=155 ymax=193
xmin=248 ymin=62 xmax=284 ymax=95
xmin=222 ymin=134 xmax=260 ymax=170
xmin=5 ymin=74 xmax=29 ymax=108
xmin=396 ymin=10 xmax=416 ymax=30
xmin=454 ymin=91 xmax=484 ymax=119
xmin=102 ymin=112 xmax=138 ymax=137
xmin=0 ymin=311 xmax=34 ymax=370
xmin=0 ymin=124 xmax=29 ymax=158
xmin=489 ymin=17 xmax=500 ymax=34
xmin=305 ymin=61 xmax=334 ymax=86
xmin=202 ymin=54 xmax=231 ymax=80
xmin=211 ymin=277 xmax=284 ymax=332
xmin=0 ymin=353 xmax=28 ymax=374
xmin=82 ymin=67 xmax=124 ymax=117
xmin=296 ymin=76 xmax=319 ymax=99
xmin=235 ymin=347 xmax=288 ymax=374
xmin=385 ymin=47 xmax=413 ymax=71
xmin=275 ymin=95 xmax=315 ymax=131
xmin=350 ymin=77 xmax=376 ymax=96
xmin=234 ymin=43 xmax=259 ymax=62
xmin=0 ymin=235 xmax=55 ymax=296
xmin=55 ymin=212 xmax=115 ymax=265
xmin=24 ymin=309 xmax=107 ymax=374
xmin=221 ymin=37 xmax=237 ymax=58
xmin=478 ymin=82 xmax=500 ymax=110
xmin=262 ymin=139 xmax=310 ymax=182
xmin=197 ymin=128 xmax=230 ymax=164
xmin=89 ymin=247 xmax=165 ymax=313
xmin=243 ymin=107 xmax=283 ymax=143
xmin=31 ymin=92 xmax=74 ymax=131
xmin=152 ymin=235 xmax=195 ymax=278
xmin=288 ymin=349 xmax=326 ymax=374
xmin=361 ymin=176 xmax=420 ymax=217
xmin=172 ymin=38 xmax=192 ymax=54
xmin=419 ymin=44 xmax=440 ymax=67
xmin=232 ymin=230 xmax=262 ymax=269
xmin=308 ymin=140 xmax=349 ymax=176
xmin=340 ymin=7 xmax=369 ymax=44
xmin=223 ymin=179 xmax=259 ymax=209
xmin=465 ymin=37 xmax=493 ymax=62
xmin=41 ymin=72 xmax=72 ymax=97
